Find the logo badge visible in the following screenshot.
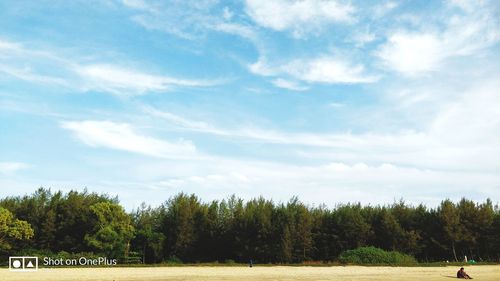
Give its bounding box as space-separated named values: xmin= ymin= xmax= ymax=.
xmin=9 ymin=256 xmax=38 ymax=272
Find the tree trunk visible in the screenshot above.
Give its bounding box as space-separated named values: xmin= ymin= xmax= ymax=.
xmin=452 ymin=242 xmax=458 ymax=262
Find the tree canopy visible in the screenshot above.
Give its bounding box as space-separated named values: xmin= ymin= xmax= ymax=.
xmin=1 ymin=188 xmax=499 ymax=264
xmin=0 ymin=207 xmax=34 ymax=252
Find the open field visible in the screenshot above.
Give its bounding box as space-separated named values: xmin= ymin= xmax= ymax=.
xmin=2 ymin=265 xmax=500 ymax=281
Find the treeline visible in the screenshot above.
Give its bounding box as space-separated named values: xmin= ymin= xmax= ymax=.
xmin=1 ymin=188 xmax=500 ymax=263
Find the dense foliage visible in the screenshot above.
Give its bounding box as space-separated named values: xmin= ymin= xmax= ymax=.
xmin=1 ymin=188 xmax=499 ymax=264
xmin=0 ymin=207 xmax=34 ymax=251
xmin=339 ymin=246 xmax=417 ymax=265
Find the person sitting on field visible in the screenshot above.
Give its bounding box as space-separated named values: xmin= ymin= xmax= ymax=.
xmin=457 ymin=267 xmax=472 ymax=279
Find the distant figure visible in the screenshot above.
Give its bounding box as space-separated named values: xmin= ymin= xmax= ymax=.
xmin=249 ymin=259 xmax=253 ymax=268
xmin=457 ymin=267 xmax=472 ymax=279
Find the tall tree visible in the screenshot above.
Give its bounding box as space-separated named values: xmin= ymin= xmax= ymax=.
xmin=0 ymin=207 xmax=34 ymax=252
xmin=85 ymin=202 xmax=135 ymax=259
xmin=333 ymin=204 xmax=372 ymax=252
xmin=131 ymin=203 xmax=165 ymax=263
xmin=438 ymin=200 xmax=461 ymax=261
xmin=161 ymin=193 xmax=203 ymax=262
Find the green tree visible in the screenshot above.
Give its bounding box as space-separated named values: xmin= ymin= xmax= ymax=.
xmin=333 ymin=204 xmax=372 ymax=252
xmin=373 ymin=208 xmax=405 ymax=251
xmin=85 ymin=202 xmax=134 ymax=258
xmin=289 ymin=199 xmax=313 ymax=262
xmin=131 ymin=203 xmax=165 ymax=263
xmin=438 ymin=200 xmax=461 ymax=261
xmin=0 ymin=207 xmax=34 ymax=251
xmin=279 ymin=225 xmax=293 ymax=263
xmin=161 ymin=193 xmax=203 ymax=261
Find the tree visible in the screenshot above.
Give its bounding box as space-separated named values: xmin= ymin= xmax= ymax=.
xmin=458 ymin=198 xmax=494 ymax=260
xmin=131 ymin=203 xmax=165 ymax=263
xmin=0 ymin=207 xmax=34 ymax=251
xmin=161 ymin=193 xmax=203 ymax=262
xmin=438 ymin=200 xmax=461 ymax=261
xmin=373 ymin=208 xmax=405 ymax=251
xmin=333 ymin=204 xmax=372 ymax=252
xmin=2 ymin=189 xmax=500 ymax=263
xmin=290 ymin=199 xmax=313 ymax=262
xmin=85 ymin=202 xmax=135 ymax=258
xmin=279 ymin=225 xmax=293 ymax=263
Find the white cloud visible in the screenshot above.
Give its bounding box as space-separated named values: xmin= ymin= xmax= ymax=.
xmin=121 ymin=0 xmax=158 ymax=13
xmin=0 ymin=40 xmax=21 ymax=52
xmin=115 ymin=158 xmax=500 ymax=208
xmin=122 ymin=0 xmax=221 ymax=39
xmin=75 ymin=64 xmax=215 ymax=96
xmin=271 ymin=78 xmax=308 ymax=91
xmin=0 ymin=162 xmax=29 ymax=175
xmin=377 ymin=32 xmax=442 ymax=75
xmin=351 ymin=30 xmax=376 ymax=47
xmin=448 ymin=0 xmax=476 ymax=12
xmin=250 ymin=56 xmax=378 ymax=84
xmin=61 ymin=120 xmax=197 ymax=159
xmin=0 ymin=39 xmax=72 ymax=85
xmin=212 ymin=22 xmax=259 ymax=42
xmin=146 ymin=107 xmax=429 ymax=152
xmin=0 ymin=65 xmax=69 ymax=85
xmin=245 ymin=0 xmax=355 ymax=36
xmin=377 ymin=2 xmax=500 ymax=75
xmin=286 ymin=57 xmax=379 ymax=83
xmin=144 ymin=106 xmax=226 ymax=135
xmin=222 ymin=7 xmax=233 ymax=20
xmin=145 ymin=77 xmax=500 ymax=172
xmin=121 ymin=0 xmax=266 ymax=48
xmin=373 ymin=1 xmax=398 ymax=18
xmin=248 ymin=58 xmax=274 ymax=76
xmin=327 ymin=102 xmax=345 ymax=108
xmin=0 ymin=38 xmax=217 ymax=96
xmin=428 ymin=79 xmax=500 ymax=169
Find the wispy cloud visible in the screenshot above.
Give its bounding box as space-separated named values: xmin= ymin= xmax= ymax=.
xmin=327 ymin=102 xmax=345 ymax=108
xmin=112 ymin=158 xmax=500 ymax=208
xmin=61 ymin=120 xmax=197 ymax=159
xmin=121 ymin=0 xmax=265 ymax=49
xmin=0 ymin=38 xmax=218 ymax=96
xmin=250 ymin=56 xmax=379 ymax=84
xmin=121 ymin=0 xmax=221 ymax=39
xmin=0 ymin=64 xmax=69 ymax=86
xmin=0 ymin=39 xmax=73 ymax=86
xmin=212 ymin=22 xmax=259 ymax=42
xmin=145 ymin=78 xmax=500 ymax=172
xmin=2 ymin=0 xmax=500 ymax=208
xmin=0 ymin=162 xmax=30 ymax=175
xmin=271 ymin=78 xmax=308 ymax=91
xmin=284 ymin=56 xmax=379 ymax=84
xmin=0 ymin=40 xmax=21 ymax=51
xmin=75 ymin=64 xmax=218 ymax=96
xmin=372 ymin=1 xmax=398 ymax=18
xmin=245 ymin=0 xmax=355 ymax=37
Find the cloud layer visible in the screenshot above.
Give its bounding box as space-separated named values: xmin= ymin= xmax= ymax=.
xmin=1 ymin=0 xmax=499 ymax=208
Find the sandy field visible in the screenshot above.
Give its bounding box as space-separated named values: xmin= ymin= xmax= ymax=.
xmin=2 ymin=265 xmax=500 ymax=281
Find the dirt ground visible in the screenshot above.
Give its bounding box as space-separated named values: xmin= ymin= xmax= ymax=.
xmin=2 ymin=265 xmax=500 ymax=281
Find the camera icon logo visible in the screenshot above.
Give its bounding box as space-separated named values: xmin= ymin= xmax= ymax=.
xmin=9 ymin=256 xmax=38 ymax=272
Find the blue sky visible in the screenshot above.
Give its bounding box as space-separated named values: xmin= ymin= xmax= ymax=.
xmin=1 ymin=0 xmax=499 ymax=209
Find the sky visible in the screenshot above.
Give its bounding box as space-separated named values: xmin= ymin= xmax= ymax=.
xmin=1 ymin=0 xmax=499 ymax=209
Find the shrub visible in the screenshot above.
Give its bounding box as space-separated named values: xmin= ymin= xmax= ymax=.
xmin=339 ymin=246 xmax=417 ymax=265
xmin=165 ymin=255 xmax=182 ymax=264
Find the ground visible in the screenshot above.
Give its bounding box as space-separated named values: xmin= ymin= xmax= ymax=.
xmin=2 ymin=265 xmax=500 ymax=281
